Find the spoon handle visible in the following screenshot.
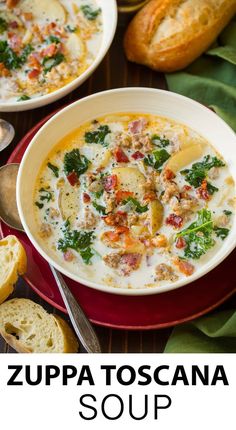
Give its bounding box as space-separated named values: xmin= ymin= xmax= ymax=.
xmin=50 ymin=265 xmax=102 ymax=353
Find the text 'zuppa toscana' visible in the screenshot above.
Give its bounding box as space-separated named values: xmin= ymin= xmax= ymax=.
xmin=34 ymin=114 xmax=235 ymax=289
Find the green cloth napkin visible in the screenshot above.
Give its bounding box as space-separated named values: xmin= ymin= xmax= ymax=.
xmin=164 ymin=20 xmax=236 ymax=353
xmin=166 ymin=20 xmax=236 ymax=131
xmin=164 ymin=310 xmax=236 ymax=353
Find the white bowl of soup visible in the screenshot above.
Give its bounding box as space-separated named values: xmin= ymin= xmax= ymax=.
xmin=0 ymin=0 xmax=117 ymax=112
xmin=17 ymin=88 xmax=236 ymax=295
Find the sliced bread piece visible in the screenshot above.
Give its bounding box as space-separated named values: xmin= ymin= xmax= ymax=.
xmin=0 ymin=235 xmax=27 ymax=304
xmin=0 ymin=298 xmax=79 ymax=353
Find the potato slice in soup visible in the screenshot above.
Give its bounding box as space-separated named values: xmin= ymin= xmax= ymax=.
xmin=58 ymin=181 xmax=80 ymax=223
xmin=82 ymin=145 xmax=112 ymax=170
xmin=65 ymin=33 xmax=86 ymax=61
xmin=148 ymin=199 xmax=164 ymax=236
xmin=166 ymin=143 xmax=204 ymax=174
xmin=112 ymin=167 xmax=145 ymax=199
xmin=19 ymin=0 xmax=66 ymax=24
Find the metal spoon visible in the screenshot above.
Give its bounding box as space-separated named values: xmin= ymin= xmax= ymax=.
xmin=0 ymin=119 xmax=15 ymax=152
xmin=0 ymin=163 xmax=101 ymax=353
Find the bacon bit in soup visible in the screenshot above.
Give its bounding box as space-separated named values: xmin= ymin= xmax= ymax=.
xmin=121 ymin=252 xmax=141 ymax=268
xmin=28 ymin=69 xmax=40 ymax=79
xmin=0 ymin=63 xmax=10 ymax=77
xmin=144 ymin=191 xmax=157 ymax=202
xmin=83 ymin=193 xmax=91 ymax=203
xmin=114 ymin=147 xmax=129 ymax=163
xmin=115 ymin=190 xmax=134 ymax=203
xmin=8 ymin=33 xmax=22 ymax=52
xmin=42 ymin=43 xmax=58 ymax=58
xmin=175 ymin=236 xmax=186 ymax=249
xmin=103 ymin=212 xmax=127 ymax=226
xmin=103 ymin=231 xmax=120 ymax=243
xmin=128 ymin=118 xmax=147 ymax=134
xmin=164 ymin=168 xmax=175 ymax=181
xmin=116 ymin=226 xmax=130 ymax=235
xmin=23 ymin=12 xmax=33 ymax=21
xmin=166 ymin=213 xmax=183 ymax=229
xmin=182 ymin=185 xmax=192 ymax=192
xmin=120 ymin=252 xmax=142 ymax=275
xmin=132 ymin=151 xmax=144 ymax=160
xmin=174 ymin=258 xmax=194 ymax=276
xmin=28 ymin=53 xmax=41 ymax=70
xmin=6 ymin=0 xmax=19 ymax=8
xmin=9 ymin=21 xmax=18 ymax=29
xmin=66 ymin=171 xmax=79 ymax=186
xmin=104 ymin=174 xmax=118 ymax=191
xmin=151 ymin=234 xmax=167 ymax=248
xmin=197 ymin=179 xmax=210 ymax=201
xmin=63 ymin=250 xmax=74 ymax=262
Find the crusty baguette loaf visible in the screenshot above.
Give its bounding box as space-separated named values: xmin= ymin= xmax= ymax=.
xmin=124 ymin=0 xmax=236 ymax=72
xmin=0 ymin=235 xmax=27 ymax=304
xmin=0 ymin=298 xmax=79 ymax=353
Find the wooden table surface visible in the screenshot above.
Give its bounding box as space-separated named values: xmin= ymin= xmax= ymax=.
xmin=0 ymin=13 xmax=235 ymax=353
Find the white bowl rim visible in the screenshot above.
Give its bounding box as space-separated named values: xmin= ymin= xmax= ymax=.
xmin=0 ymin=0 xmax=117 ymax=112
xmin=17 ymin=87 xmax=236 ymax=296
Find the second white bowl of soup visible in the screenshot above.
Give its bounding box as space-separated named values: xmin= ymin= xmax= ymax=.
xmin=17 ymin=88 xmax=236 ymax=295
xmin=0 ymin=0 xmax=117 ymax=111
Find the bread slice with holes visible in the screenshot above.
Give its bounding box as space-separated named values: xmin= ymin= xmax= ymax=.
xmin=0 ymin=298 xmax=79 ymax=353
xmin=0 ymin=235 xmax=27 ymax=304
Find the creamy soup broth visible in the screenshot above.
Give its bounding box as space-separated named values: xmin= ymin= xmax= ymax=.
xmin=34 ymin=114 xmax=235 ymax=289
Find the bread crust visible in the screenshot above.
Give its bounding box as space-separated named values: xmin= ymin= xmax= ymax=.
xmin=0 ymin=331 xmax=31 ymax=353
xmin=0 ymin=235 xmax=27 ymax=304
xmin=54 ymin=316 xmax=79 ymax=353
xmin=124 ymin=0 xmax=236 ymax=72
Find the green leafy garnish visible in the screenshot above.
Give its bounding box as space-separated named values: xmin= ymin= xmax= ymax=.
xmin=64 ymin=149 xmax=90 ymax=177
xmin=47 ymin=162 xmax=59 ymax=178
xmin=84 ymin=125 xmax=111 ymax=146
xmin=92 ymin=201 xmax=106 ymax=215
xmin=35 ymin=201 xmax=44 ymax=209
xmin=181 ymin=155 xmax=225 ymax=193
xmin=46 ymin=35 xmax=60 ymax=44
xmin=123 ymin=197 xmax=148 ymax=214
xmin=151 ymin=135 xmax=170 ymax=147
xmin=214 ymin=227 xmax=230 ymax=240
xmin=42 ymin=53 xmax=65 ymax=73
xmin=144 ymin=149 xmax=170 ymax=170
xmin=81 ymin=5 xmax=101 ymax=20
xmin=39 ymin=188 xmax=53 ymax=202
xmin=20 ymin=44 xmax=33 ymax=63
xmin=58 ymin=222 xmax=95 ymax=264
xmin=80 ymin=247 xmax=95 ymax=265
xmin=206 ymin=183 xmax=219 ymax=195
xmin=58 ymin=229 xmax=94 ymax=251
xmin=17 ymin=94 xmax=31 ymax=102
xmin=176 ymin=209 xmax=215 ymax=259
xmin=0 ymin=17 xmax=8 ymax=34
xmin=65 ymin=25 xmax=77 ymax=33
xmin=0 ymin=41 xmax=33 ymax=70
xmin=223 ymin=210 xmax=232 ymax=216
xmin=92 ymin=189 xmax=104 ymax=199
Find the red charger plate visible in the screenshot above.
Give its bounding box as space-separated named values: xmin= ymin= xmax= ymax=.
xmin=1 ymin=112 xmax=236 ymax=330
